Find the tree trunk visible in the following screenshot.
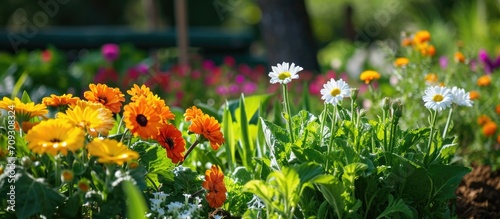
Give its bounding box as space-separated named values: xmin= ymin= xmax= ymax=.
xmin=257 ymin=0 xmax=319 ymax=72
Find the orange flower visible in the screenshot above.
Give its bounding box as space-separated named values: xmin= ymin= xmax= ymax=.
xmin=477 ymin=75 xmax=491 ymax=87
xmin=401 ymin=38 xmax=413 ymax=47
xmin=43 ymin=94 xmax=80 ymax=108
xmin=454 ymin=52 xmax=465 ymax=63
xmin=482 ymin=122 xmax=498 ymax=137
xmin=469 ymin=90 xmax=480 ymax=100
xmin=426 ymin=45 xmax=436 ymax=57
xmin=496 ymin=104 xmax=500 ymax=115
xmin=188 ymin=114 xmax=224 ymax=150
xmin=149 ymin=97 xmax=175 ymax=123
xmin=359 ymin=70 xmax=380 ymax=84
xmin=156 ymin=124 xmax=186 ymax=164
xmin=184 ymin=106 xmax=204 ymax=122
xmin=478 ymin=114 xmax=491 ymax=126
xmin=413 ymin=30 xmax=431 ymax=44
xmin=202 ymin=165 xmax=227 ymax=208
xmin=394 ymin=58 xmax=410 ymax=68
xmin=497 ymin=135 xmax=500 ymax=144
xmin=425 ymin=73 xmax=439 ymax=84
xmin=21 ymin=121 xmax=40 ymax=133
xmin=123 ymin=98 xmax=162 ymax=139
xmin=84 ymin=83 xmax=125 ymax=113
xmin=127 ymin=84 xmax=153 ymax=102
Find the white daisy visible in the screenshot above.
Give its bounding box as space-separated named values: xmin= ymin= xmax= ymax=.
xmin=422 ymin=86 xmax=453 ymax=112
xmin=268 ymin=62 xmax=303 ymax=84
xmin=320 ymin=78 xmax=351 ymax=105
xmin=450 ymin=86 xmax=473 ymax=107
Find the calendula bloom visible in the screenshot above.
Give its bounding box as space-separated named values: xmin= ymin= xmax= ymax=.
xmin=425 ymin=73 xmax=439 ymax=84
xmin=469 ymin=90 xmax=480 ymax=100
xmin=149 ymin=97 xmax=175 ymax=123
xmin=184 ymin=106 xmax=204 ymax=122
xmin=450 ymin=87 xmax=473 ymax=107
xmin=21 ymin=121 xmax=40 ymax=133
xmin=87 ymin=138 xmax=139 ymax=165
xmin=401 ymin=38 xmax=413 ymax=47
xmin=268 ymin=62 xmax=303 ymax=84
xmin=189 ymin=114 xmax=225 ymax=150
xmin=496 ymin=104 xmax=500 ymax=115
xmin=43 ymin=94 xmax=80 ymax=109
xmin=426 ymin=45 xmax=436 ymax=57
xmin=202 ymin=165 xmax=227 ymax=208
xmin=57 ymin=102 xmax=114 ymax=137
xmin=320 ymin=78 xmax=351 ymax=105
xmin=127 ymin=84 xmax=153 ymax=102
xmin=84 ymin=83 xmax=125 ymax=113
xmin=477 ymin=75 xmax=491 ymax=86
xmin=25 ymin=119 xmax=85 ymax=156
xmin=124 ymin=98 xmax=162 ymax=139
xmin=0 ymin=97 xmax=48 ymax=122
xmin=61 ymin=170 xmax=74 ymax=183
xmin=454 ymin=52 xmax=466 ymax=63
xmin=413 ymin=30 xmax=431 ymax=44
xmin=477 ymin=114 xmax=491 ymax=126
xmin=482 ymin=122 xmax=497 ymax=137
xmin=393 ymin=58 xmax=410 ymax=68
xmin=156 ymin=124 xmax=186 ymax=164
xmin=360 ymin=70 xmax=380 ymax=84
xmin=422 ymin=86 xmax=453 ymax=112
xmin=77 ymin=178 xmax=90 ymax=192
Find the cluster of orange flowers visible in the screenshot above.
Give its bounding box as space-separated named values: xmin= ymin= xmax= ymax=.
xmin=402 ymin=30 xmax=436 ymax=57
xmin=477 ymin=114 xmax=500 ymax=143
xmin=202 ymin=165 xmax=227 ymax=208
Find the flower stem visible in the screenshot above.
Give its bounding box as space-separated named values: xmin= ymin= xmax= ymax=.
xmin=426 ymin=110 xmax=438 ymax=162
xmin=282 ymin=84 xmax=295 ymax=143
xmin=179 ymin=140 xmax=199 ymax=165
xmin=319 ymin=104 xmax=328 ymax=145
xmin=328 ymin=105 xmax=338 ymax=152
xmin=442 ymin=108 xmax=453 ymax=139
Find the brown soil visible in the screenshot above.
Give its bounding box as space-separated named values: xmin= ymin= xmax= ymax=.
xmin=456 ymin=165 xmax=500 ymax=219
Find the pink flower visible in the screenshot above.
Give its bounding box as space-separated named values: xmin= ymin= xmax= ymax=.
xmin=242 ymin=82 xmax=257 ymax=94
xmin=235 ymin=74 xmax=245 ymax=84
xmin=136 ymin=63 xmax=149 ymax=74
xmin=101 ymin=44 xmax=119 ymax=62
xmin=224 ymin=56 xmax=236 ymax=67
xmin=94 ymin=67 xmax=119 ymax=84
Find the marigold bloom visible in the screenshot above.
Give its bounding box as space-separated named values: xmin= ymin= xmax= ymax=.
xmin=422 ymin=86 xmax=452 ymax=112
xmin=426 ymin=45 xmax=436 ymax=57
xmin=84 ymin=83 xmax=125 ymax=113
xmin=184 ymin=106 xmax=204 ymax=122
xmin=156 ymin=124 xmax=186 ymax=164
xmin=87 ymin=138 xmax=139 ymax=165
xmin=469 ymin=90 xmax=480 ymax=100
xmin=454 ymin=52 xmax=466 ymax=63
xmin=477 ymin=114 xmax=491 ymax=126
xmin=401 ymin=38 xmax=413 ymax=47
xmin=496 ymin=104 xmax=500 ymax=115
xmin=482 ymin=122 xmax=498 ymax=137
xmin=25 ymin=119 xmax=85 ymax=156
xmin=43 ymin=94 xmax=80 ymax=109
xmin=360 ymin=70 xmax=380 ymax=84
xmin=268 ymin=62 xmax=303 ymax=84
xmin=127 ymin=84 xmax=153 ymax=102
xmin=393 ymin=58 xmax=410 ymax=68
xmin=189 ymin=114 xmax=225 ymax=150
xmin=413 ymin=30 xmax=431 ymax=44
xmin=150 ymin=97 xmax=175 ymax=123
xmin=0 ymin=97 xmax=48 ymax=122
xmin=61 ymin=170 xmax=74 ymax=182
xmin=124 ymin=98 xmax=162 ymax=139
xmin=477 ymin=75 xmax=491 ymax=87
xmin=425 ymin=73 xmax=439 ymax=84
xmin=57 ymin=102 xmax=115 ymax=137
xmin=202 ymin=165 xmax=227 ymax=208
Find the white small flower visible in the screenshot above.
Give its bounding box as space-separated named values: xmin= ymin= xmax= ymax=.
xmin=320 ymin=78 xmax=351 ymax=105
xmin=268 ymin=62 xmax=303 ymax=84
xmin=152 ymin=192 xmax=170 ymax=201
xmin=167 ymin=201 xmax=184 ymax=212
xmin=213 ymin=215 xmax=223 ymax=219
xmin=149 ymin=199 xmax=163 ymax=210
xmin=422 ymin=86 xmax=453 ymax=112
xmin=450 ymin=86 xmax=473 ymax=107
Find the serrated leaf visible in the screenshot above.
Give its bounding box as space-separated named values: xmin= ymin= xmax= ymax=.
xmin=376 ymin=195 xmax=413 ymax=219
xmin=16 ymin=172 xmax=65 ymax=219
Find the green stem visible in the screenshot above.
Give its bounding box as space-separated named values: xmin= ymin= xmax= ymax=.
xmin=442 ymin=107 xmax=453 ymax=139
xmin=319 ymin=104 xmax=328 ymax=146
xmin=382 ymin=109 xmax=388 ymax=152
xmin=426 ymin=110 xmax=438 ymax=162
xmin=328 ymin=105 xmax=338 ymax=152
xmin=282 ymin=84 xmax=295 ymax=143
xmin=179 ymin=140 xmax=199 ymax=165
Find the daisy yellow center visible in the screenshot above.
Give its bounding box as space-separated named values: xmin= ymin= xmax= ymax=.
xmin=136 ymin=114 xmax=148 ymax=127
xmin=433 ymin=94 xmax=444 ymax=102
xmin=330 ymin=88 xmax=341 ymax=96
xmin=278 ymin=72 xmax=291 ymax=80
xmin=165 ymin=138 xmax=175 ymax=149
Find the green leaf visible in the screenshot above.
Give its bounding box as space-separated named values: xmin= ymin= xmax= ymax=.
xmin=239 ymin=94 xmax=253 ymax=167
xmin=399 ymin=128 xmax=429 ymax=152
xmin=20 ymin=90 xmax=31 ymax=103
xmin=59 ymin=194 xmax=82 ymax=218
xmin=317 ymin=180 xmax=345 ymax=219
xmin=243 ymin=180 xmax=275 ymax=206
xmin=123 ymin=181 xmax=147 ymax=219
xmin=342 ymin=163 xmax=368 ymax=185
xmin=132 ymin=141 xmax=175 ymax=188
xmin=260 ymin=118 xmax=290 ymax=167
xmin=294 ymin=162 xmax=323 ymax=185
xmin=223 ymin=102 xmax=236 ymax=171
xmin=376 ymin=195 xmax=413 ymax=219
xmin=195 ymin=103 xmax=222 ymax=122
xmin=401 ymin=167 xmax=432 ymax=203
xmin=231 ymin=166 xmax=252 ymax=184
xmin=428 ymin=165 xmax=470 ymax=201
xmin=15 ymin=172 xmax=65 ymax=219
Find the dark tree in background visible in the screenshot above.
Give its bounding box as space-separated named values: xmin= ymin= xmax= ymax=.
xmin=257 ymin=0 xmax=319 ymax=72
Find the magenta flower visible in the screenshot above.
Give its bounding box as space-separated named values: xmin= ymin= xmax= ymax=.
xmin=439 ymin=56 xmax=448 ymax=69
xmin=136 ymin=63 xmax=149 ymax=74
xmin=101 ymin=44 xmax=119 ymax=62
xmin=224 ymin=56 xmax=236 ymax=67
xmin=235 ymin=74 xmax=245 ymax=84
xmin=242 ymin=82 xmax=257 ymax=94
xmin=478 ymin=49 xmax=500 ymax=73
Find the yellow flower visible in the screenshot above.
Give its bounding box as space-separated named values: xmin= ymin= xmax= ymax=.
xmin=57 ymin=101 xmax=114 ymax=137
xmin=127 ymin=84 xmax=153 ymax=102
xmin=43 ymin=94 xmax=80 ymax=109
xmin=454 ymin=52 xmax=466 ymax=63
xmin=477 ymin=75 xmax=491 ymax=87
xmin=360 ymin=70 xmax=381 ymax=84
xmin=425 ymin=73 xmax=439 ymax=84
xmin=393 ymin=57 xmax=409 ymax=68
xmin=25 ymin=119 xmax=85 ymax=156
xmin=84 ymin=83 xmax=125 ymax=113
xmin=87 ymin=138 xmax=139 ymax=165
xmin=413 ymin=30 xmax=431 ymax=44
xmin=0 ymin=97 xmax=48 ymax=122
